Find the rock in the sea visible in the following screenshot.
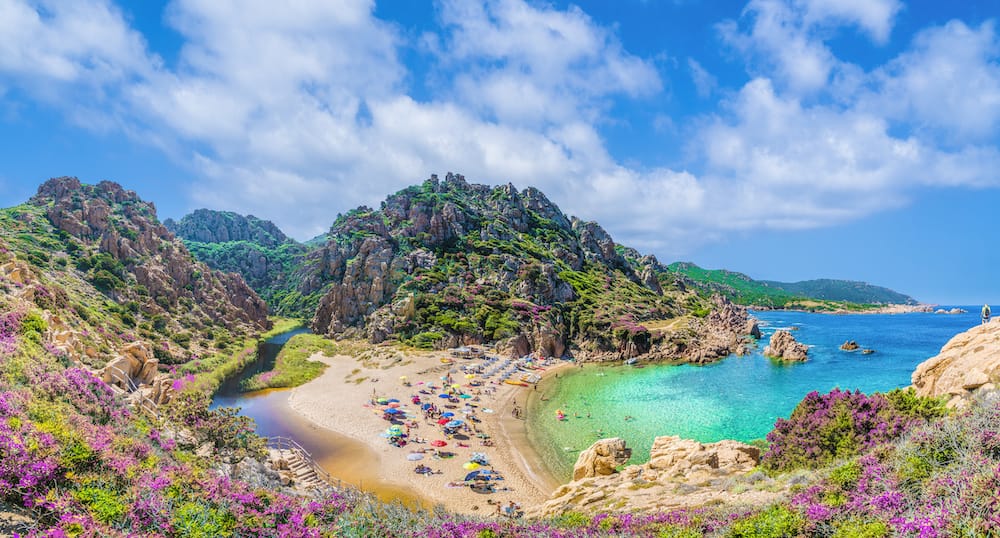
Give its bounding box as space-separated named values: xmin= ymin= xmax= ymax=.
xmin=763 ymin=330 xmax=808 ymax=361
xmin=572 ymin=437 xmax=632 ymax=480
xmin=912 ymin=322 xmax=1000 ymax=407
xmin=840 ymin=340 xmax=859 ymax=351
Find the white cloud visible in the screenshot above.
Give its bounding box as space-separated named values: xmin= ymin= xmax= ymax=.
xmin=864 ymin=20 xmax=1000 ymax=142
xmin=0 ymin=0 xmax=153 ymax=97
xmin=435 ymin=0 xmax=661 ymax=126
xmin=688 ymin=58 xmax=717 ymax=98
xmin=797 ymin=0 xmax=901 ymax=43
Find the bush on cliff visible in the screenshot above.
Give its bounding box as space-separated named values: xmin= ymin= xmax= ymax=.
xmin=762 ymin=388 xmax=947 ymax=472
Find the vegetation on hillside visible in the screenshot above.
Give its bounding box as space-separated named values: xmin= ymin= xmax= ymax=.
xmin=667 ymin=262 xmax=916 ymax=311
xmin=307 ymin=175 xmax=703 ymax=355
xmin=167 ymin=210 xmax=321 ymax=319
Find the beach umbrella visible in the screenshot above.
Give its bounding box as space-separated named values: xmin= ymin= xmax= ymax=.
xmin=376 ymin=398 xmax=388 ymax=404
xmin=464 ymin=374 xmax=475 ymax=379
xmin=459 ymin=394 xmax=472 ymax=399
xmin=441 ymin=412 xmax=455 ymax=418
xmin=386 ymin=399 xmax=400 ymax=403
xmin=437 ymin=418 xmax=450 ymax=425
xmin=388 ymin=402 xmax=401 ymax=408
xmin=462 ymin=462 xmax=480 ymax=470
xmin=421 ymin=403 xmax=432 ymax=410
xmin=445 ymin=420 xmax=463 ymax=428
xmin=430 ymin=440 xmax=447 ymax=447
xmin=451 ymin=384 xmax=460 ymax=390
xmin=407 ymin=453 xmax=424 ymax=461
xmin=384 ymin=408 xmax=402 ymax=415
xmin=438 ymin=394 xmax=451 ymax=399
xmin=463 ymin=471 xmax=481 ymax=481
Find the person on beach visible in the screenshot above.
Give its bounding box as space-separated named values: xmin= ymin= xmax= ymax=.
xmin=983 ymin=304 xmax=991 ymax=324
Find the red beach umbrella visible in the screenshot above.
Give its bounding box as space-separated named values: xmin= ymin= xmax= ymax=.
xmin=430 ymin=440 xmax=447 ymax=447
xmin=437 ymin=418 xmax=450 ymax=425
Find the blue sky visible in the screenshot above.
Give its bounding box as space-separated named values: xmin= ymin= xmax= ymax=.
xmin=0 ymin=0 xmax=998 ymax=304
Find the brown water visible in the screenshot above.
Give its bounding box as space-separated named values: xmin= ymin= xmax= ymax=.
xmin=211 ymin=330 xmax=421 ymax=506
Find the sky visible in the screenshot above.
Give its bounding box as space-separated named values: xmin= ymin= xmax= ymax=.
xmin=0 ymin=0 xmax=998 ymax=304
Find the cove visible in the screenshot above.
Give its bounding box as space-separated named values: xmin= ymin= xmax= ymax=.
xmin=526 ymin=308 xmax=981 ymax=481
xmin=211 ymin=328 xmax=420 ymax=505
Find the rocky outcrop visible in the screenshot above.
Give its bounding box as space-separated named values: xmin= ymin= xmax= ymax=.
xmin=30 ymin=177 xmax=269 ymax=333
xmin=532 ymin=436 xmax=778 ymax=517
xmin=572 ymin=438 xmax=632 ymax=480
xmin=100 ymin=342 xmax=175 ymax=405
xmin=764 ymin=330 xmax=808 ymax=361
xmin=686 ymin=296 xmax=760 ymax=362
xmin=912 ymin=321 xmax=1000 ymax=408
xmin=840 ymin=340 xmax=860 ymax=351
xmin=165 ymin=209 xmax=290 ymax=247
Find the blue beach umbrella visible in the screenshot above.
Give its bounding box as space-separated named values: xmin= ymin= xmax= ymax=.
xmin=441 ymin=412 xmax=455 ymax=418
xmin=445 ymin=420 xmax=463 ymax=428
xmin=439 ymin=394 xmax=451 ymax=399
xmin=421 ymin=403 xmax=432 ymax=410
xmin=384 ymin=408 xmax=402 ymax=415
xmin=386 ymin=399 xmax=400 ymax=403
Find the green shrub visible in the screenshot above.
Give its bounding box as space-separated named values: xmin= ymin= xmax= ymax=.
xmin=19 ymin=311 xmax=47 ymax=344
xmin=832 ymin=519 xmax=890 ymax=538
xmin=74 ymin=486 xmax=128 ymax=525
xmin=554 ymin=511 xmax=589 ymax=528
xmin=829 ymin=460 xmax=861 ymax=491
xmin=727 ymin=505 xmax=804 ymax=538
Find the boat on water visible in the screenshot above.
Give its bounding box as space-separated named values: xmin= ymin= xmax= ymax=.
xmin=624 ymin=357 xmax=639 ymax=366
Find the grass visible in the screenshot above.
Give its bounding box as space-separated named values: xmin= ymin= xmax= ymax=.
xmin=259 ymin=317 xmax=305 ymax=341
xmin=240 ymin=333 xmax=347 ymax=391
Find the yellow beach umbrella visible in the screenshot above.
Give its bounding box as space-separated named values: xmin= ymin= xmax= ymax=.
xmin=464 ymin=374 xmax=475 ymax=379
xmin=462 ymin=462 xmax=480 ymax=470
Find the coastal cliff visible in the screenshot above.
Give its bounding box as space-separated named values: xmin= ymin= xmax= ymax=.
xmin=912 ymin=320 xmax=1000 ymax=407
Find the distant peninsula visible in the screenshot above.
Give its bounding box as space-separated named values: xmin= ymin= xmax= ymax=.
xmin=666 ymin=262 xmax=927 ymax=312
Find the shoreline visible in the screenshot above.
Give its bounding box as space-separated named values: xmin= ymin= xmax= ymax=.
xmin=749 ymin=303 xmax=937 ymax=315
xmin=286 ymin=348 xmax=568 ymax=514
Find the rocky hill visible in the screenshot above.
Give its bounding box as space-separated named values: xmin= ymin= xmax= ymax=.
xmin=668 ymin=262 xmax=916 ymax=310
xmin=165 ymin=209 xmax=313 ymax=317
xmin=1 ymin=177 xmax=269 ymax=371
xmin=298 ymin=173 xmax=755 ymax=361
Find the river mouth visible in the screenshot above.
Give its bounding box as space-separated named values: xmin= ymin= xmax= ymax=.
xmin=210 ymin=329 xmax=422 ymax=506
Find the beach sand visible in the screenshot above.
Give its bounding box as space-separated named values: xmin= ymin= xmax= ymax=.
xmin=287 ymin=347 xmax=572 ymax=515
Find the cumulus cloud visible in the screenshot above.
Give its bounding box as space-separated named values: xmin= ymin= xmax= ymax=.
xmin=0 ymin=0 xmax=998 ymax=257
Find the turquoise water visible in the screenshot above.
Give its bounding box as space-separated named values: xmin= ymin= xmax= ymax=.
xmin=527 ymin=308 xmax=983 ymax=480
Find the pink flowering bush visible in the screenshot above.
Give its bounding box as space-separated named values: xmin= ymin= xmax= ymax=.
xmin=763 ymin=388 xmax=946 ymax=472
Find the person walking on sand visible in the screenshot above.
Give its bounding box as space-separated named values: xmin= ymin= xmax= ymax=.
xmin=983 ymin=304 xmax=992 ymax=325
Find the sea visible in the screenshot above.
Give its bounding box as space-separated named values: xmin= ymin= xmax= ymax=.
xmin=526 ymin=307 xmax=983 ymax=481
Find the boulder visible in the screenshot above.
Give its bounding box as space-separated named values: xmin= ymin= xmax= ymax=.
xmin=912 ymin=322 xmax=1000 ymax=407
xmin=572 ymin=437 xmax=632 ymax=480
xmin=840 ymin=340 xmax=859 ymax=351
xmin=533 ymin=435 xmax=773 ymax=518
xmin=763 ymin=330 xmax=808 ymax=361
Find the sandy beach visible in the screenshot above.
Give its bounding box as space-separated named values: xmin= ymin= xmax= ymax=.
xmin=287 ymin=346 xmax=572 ymax=515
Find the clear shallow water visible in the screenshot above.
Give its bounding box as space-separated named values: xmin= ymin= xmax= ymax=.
xmin=527 ymin=308 xmax=983 ymax=481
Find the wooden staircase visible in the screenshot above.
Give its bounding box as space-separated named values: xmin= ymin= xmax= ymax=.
xmin=267 ymin=436 xmax=341 ymax=492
